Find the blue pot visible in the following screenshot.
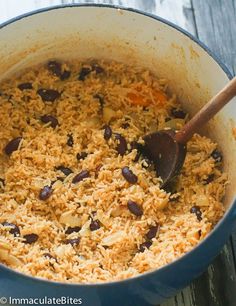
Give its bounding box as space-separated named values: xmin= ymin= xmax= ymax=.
xmin=0 ymin=4 xmax=235 ymax=306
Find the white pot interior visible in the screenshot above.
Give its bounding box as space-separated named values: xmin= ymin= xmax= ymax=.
xmin=0 ymin=6 xmax=235 ymax=209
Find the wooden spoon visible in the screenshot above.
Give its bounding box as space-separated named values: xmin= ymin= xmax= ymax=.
xmin=144 ymin=76 xmax=236 ymax=187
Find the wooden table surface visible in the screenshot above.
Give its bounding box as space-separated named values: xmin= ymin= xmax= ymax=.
xmin=0 ymin=1 xmax=235 ymax=306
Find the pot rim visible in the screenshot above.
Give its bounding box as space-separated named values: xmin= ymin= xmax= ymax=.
xmin=0 ymin=3 xmax=235 ymax=288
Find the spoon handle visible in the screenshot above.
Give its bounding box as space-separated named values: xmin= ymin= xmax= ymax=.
xmin=175 ymin=76 xmax=236 ymax=144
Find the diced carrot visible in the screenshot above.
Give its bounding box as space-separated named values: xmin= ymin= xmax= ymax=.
xmin=153 ymin=90 xmax=167 ymax=104
xmin=127 ymin=92 xmax=149 ymax=106
xmin=127 ymin=85 xmax=167 ymax=106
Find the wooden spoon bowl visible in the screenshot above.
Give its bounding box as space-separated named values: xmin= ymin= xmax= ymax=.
xmin=144 ymin=76 xmax=236 ymax=186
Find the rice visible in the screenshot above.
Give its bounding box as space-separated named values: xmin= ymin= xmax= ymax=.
xmin=0 ymin=59 xmax=227 ymax=283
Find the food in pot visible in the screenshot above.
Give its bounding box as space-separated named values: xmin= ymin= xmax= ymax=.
xmin=0 ymin=60 xmax=227 ymax=283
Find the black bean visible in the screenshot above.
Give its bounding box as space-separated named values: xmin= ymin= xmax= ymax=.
xmin=146 ymin=224 xmax=160 ymax=240
xmin=18 ymin=82 xmax=33 ymax=91
xmin=127 ymin=200 xmax=143 ymax=216
xmin=90 ymin=219 xmax=101 ymax=231
xmin=0 ymin=178 xmax=5 ymax=187
xmin=76 ymin=152 xmax=88 ymax=161
xmin=39 ymin=185 xmax=52 ymax=201
xmin=65 ymin=226 xmax=81 ymax=235
xmin=122 ymin=167 xmax=138 ymax=184
xmin=47 ymin=60 xmax=71 ymax=80
xmin=203 ymin=174 xmax=215 ymax=185
xmin=47 ymin=60 xmax=62 ymax=77
xmin=60 ymin=70 xmax=71 ymax=80
xmin=115 ymin=133 xmax=127 ymax=156
xmin=40 ymin=115 xmax=58 ymax=128
xmin=94 ymin=94 xmax=104 ymax=109
xmin=190 ymin=205 xmax=202 ymax=221
xmin=65 ymin=237 xmax=80 ymax=246
xmin=23 ymin=233 xmax=39 ymax=244
xmin=72 ymin=170 xmax=90 ymax=184
xmin=67 ymin=134 xmax=74 ymax=147
xmin=104 ymin=125 xmax=112 ymax=140
xmin=4 ymin=137 xmax=22 ymax=155
xmin=171 ymin=108 xmax=186 ymax=119
xmin=92 ymin=64 xmax=104 ymax=74
xmin=37 ymin=89 xmax=61 ymax=102
xmin=211 ymin=149 xmax=223 ymax=163
xmin=139 ymin=241 xmax=152 ymax=253
xmin=2 ymin=222 xmax=20 ymax=237
xmin=121 ymin=122 xmax=130 ymax=129
xmin=78 ymin=67 xmax=92 ymax=81
xmin=56 ymin=166 xmax=73 ymax=176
